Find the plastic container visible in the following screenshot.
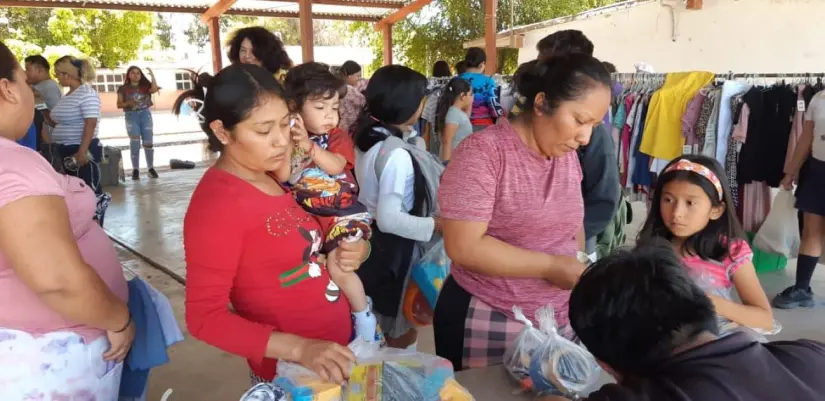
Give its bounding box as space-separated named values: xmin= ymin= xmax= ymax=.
xmin=746 ymin=232 xmax=787 ymax=273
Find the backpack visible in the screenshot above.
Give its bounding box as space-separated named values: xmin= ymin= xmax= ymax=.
xmin=576 ymin=145 xmax=630 ymax=258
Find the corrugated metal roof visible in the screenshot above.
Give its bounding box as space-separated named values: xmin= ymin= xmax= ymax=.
xmin=0 ymin=0 xmax=410 ymax=21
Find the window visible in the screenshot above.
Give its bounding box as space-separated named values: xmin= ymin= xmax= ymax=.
xmin=175 ymin=72 xmax=193 ymax=91
xmin=92 ymin=72 xmax=124 ymax=93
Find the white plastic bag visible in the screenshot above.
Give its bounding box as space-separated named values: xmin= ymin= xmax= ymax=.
xmin=754 ymin=190 xmax=800 ymax=257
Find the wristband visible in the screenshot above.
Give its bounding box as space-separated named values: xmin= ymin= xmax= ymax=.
xmin=114 ymin=313 xmax=132 ymax=333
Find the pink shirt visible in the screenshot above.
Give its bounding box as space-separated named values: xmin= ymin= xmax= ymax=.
xmin=682 ymin=239 xmax=752 ymax=290
xmin=438 ymin=119 xmax=583 ymax=327
xmin=0 ymin=137 xmax=127 ymax=341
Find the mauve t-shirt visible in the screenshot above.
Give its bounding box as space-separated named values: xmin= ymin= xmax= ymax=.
xmin=0 ymin=136 xmax=128 ymax=341
xmin=438 ymin=118 xmax=583 ymax=327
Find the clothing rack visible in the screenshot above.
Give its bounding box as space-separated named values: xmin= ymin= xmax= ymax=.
xmin=611 ymin=72 xmax=825 ymax=80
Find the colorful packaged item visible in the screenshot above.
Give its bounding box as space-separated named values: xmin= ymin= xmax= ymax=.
xmin=275 ymin=339 xmax=475 ymax=401
xmin=503 ymin=305 xmax=600 ymax=398
xmin=410 ymin=239 xmax=451 ymax=308
xmin=402 ymin=281 xmax=434 ymax=327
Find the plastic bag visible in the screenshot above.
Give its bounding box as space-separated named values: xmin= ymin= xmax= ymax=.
xmin=754 ymin=190 xmax=800 ymax=257
xmin=411 ymin=239 xmax=451 ymax=309
xmin=275 ymin=338 xmax=474 ymax=401
xmin=503 ymin=305 xmax=600 ymax=398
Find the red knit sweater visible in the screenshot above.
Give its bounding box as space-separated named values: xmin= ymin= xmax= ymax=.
xmin=184 ymin=168 xmax=352 ymax=380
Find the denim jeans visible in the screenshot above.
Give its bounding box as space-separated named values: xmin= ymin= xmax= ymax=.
xmin=125 ymin=108 xmax=154 ymax=169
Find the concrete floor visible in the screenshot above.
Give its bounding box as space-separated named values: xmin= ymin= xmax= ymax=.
xmin=104 ymin=168 xmax=825 ymax=401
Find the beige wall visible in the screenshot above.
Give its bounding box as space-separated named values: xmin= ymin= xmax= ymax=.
xmin=518 ymin=0 xmax=825 ymax=73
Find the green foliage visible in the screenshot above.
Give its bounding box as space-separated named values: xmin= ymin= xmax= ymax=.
xmin=48 ymin=9 xmax=153 ymax=68
xmin=155 ymin=13 xmax=174 ymax=50
xmin=5 ymin=39 xmax=43 ymax=61
xmin=0 ymin=8 xmax=55 ymax=44
xmin=42 ymin=45 xmax=88 ymax=68
xmin=351 ymin=0 xmax=619 ymax=76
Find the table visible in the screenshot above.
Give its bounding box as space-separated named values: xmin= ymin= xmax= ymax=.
xmin=455 ymin=365 xmax=614 ymax=401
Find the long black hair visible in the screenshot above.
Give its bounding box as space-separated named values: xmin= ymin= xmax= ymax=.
xmin=0 ymin=41 xmax=16 ymax=81
xmin=638 ymin=155 xmax=745 ymax=261
xmin=172 ymin=64 xmax=286 ymax=152
xmin=227 ymin=26 xmax=292 ymax=74
xmin=434 ymin=77 xmax=471 ymax=135
xmin=123 ymin=66 xmax=152 ymax=89
xmin=353 ymin=65 xmax=427 ymax=153
xmin=510 ymin=54 xmax=610 ymax=121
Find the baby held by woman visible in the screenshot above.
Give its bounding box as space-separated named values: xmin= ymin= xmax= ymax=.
xmin=279 ymin=62 xmax=378 ymax=342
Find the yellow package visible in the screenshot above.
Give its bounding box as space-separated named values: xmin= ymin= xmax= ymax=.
xmin=293 ymin=377 xmax=342 ymax=401
xmin=346 ymin=362 xmax=384 ymax=401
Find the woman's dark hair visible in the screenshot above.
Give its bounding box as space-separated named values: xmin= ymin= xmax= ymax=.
xmin=353 ymin=65 xmax=427 ymax=153
xmin=123 ymin=66 xmax=152 ymax=89
xmin=339 ymin=60 xmax=361 ymax=77
xmin=569 ymin=238 xmax=718 ymax=377
xmin=536 ymin=29 xmax=594 ymax=60
xmin=172 ymin=64 xmax=285 ymax=153
xmin=432 ymin=60 xmax=451 ymax=78
xmin=283 ymin=62 xmax=345 ymax=111
xmin=602 ymin=61 xmax=617 ymax=74
xmin=454 ymin=60 xmax=467 ymax=75
xmin=511 ymin=54 xmax=610 ymax=119
xmin=0 ymin=41 xmax=17 ymax=81
xmin=434 ymin=77 xmax=471 ymax=135
xmin=24 ymin=55 xmax=49 ymax=71
xmin=227 ymin=26 xmax=292 ymax=75
xmin=463 ymin=47 xmax=486 ymax=69
xmin=638 ymin=155 xmax=745 ymax=261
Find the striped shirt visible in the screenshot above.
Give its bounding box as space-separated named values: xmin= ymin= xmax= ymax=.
xmin=438 ymin=118 xmax=584 ymax=327
xmin=50 ymin=84 xmax=100 ymax=145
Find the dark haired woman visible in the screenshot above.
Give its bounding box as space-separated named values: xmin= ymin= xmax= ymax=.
xmin=353 ymin=65 xmax=445 ymax=349
xmin=173 ymin=64 xmax=370 ymax=384
xmin=434 ymin=78 xmax=473 ymax=161
xmin=118 ymin=66 xmax=159 ymax=180
xmin=0 ymin=41 xmax=132 ymax=397
xmin=337 ymin=61 xmax=366 ymax=135
xmin=227 ymin=26 xmax=293 ymax=82
xmin=458 ymin=47 xmax=501 ymax=131
xmin=434 ymin=54 xmax=611 ymax=371
xmin=432 ymin=60 xmax=451 ymax=78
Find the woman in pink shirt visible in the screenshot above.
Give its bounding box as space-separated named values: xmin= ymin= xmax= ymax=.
xmin=0 ymin=42 xmax=133 ymax=398
xmin=434 ymin=54 xmax=612 ymax=371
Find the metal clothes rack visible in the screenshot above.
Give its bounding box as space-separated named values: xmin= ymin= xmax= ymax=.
xmin=611 ymin=72 xmax=825 ymax=80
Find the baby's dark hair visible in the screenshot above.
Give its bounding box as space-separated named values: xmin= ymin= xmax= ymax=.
xmin=283 ymin=62 xmax=346 ymax=111
xmin=638 ymin=155 xmax=745 ymax=261
xmin=511 ymin=54 xmax=610 ymax=120
xmin=172 ymin=64 xmax=286 ymax=152
xmin=434 ymin=77 xmax=471 ymax=135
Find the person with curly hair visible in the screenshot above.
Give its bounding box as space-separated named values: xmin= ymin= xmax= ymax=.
xmin=227 ymin=26 xmax=293 ymax=82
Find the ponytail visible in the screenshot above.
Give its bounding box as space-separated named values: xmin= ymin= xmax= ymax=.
xmin=434 ymin=77 xmax=471 ymax=135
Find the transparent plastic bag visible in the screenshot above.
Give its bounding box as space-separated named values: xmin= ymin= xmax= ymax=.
xmin=754 ymin=189 xmax=800 ymax=257
xmin=502 ymin=306 xmax=552 ymax=391
xmin=503 ymin=305 xmax=600 ymax=398
xmin=411 ymin=239 xmax=451 ymax=309
xmin=275 ymin=339 xmax=473 ymax=401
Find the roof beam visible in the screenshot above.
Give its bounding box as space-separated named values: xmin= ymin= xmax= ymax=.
xmin=307 ymin=0 xmax=404 ymax=8
xmin=201 ymin=0 xmax=237 ymax=22
xmin=375 ymin=0 xmax=431 ymax=30
xmin=0 ymin=0 xmax=381 ymax=21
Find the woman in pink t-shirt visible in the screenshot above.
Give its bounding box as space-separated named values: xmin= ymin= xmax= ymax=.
xmin=0 ymin=43 xmax=133 ymax=398
xmin=434 ymin=55 xmax=612 ymax=370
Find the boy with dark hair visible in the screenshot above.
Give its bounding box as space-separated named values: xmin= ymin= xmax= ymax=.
xmin=280 ymin=62 xmax=377 ymax=343
xmin=533 ymin=30 xmax=621 ymax=258
xmin=24 ymin=55 xmax=62 ymax=149
xmin=543 ymin=239 xmax=825 ymax=401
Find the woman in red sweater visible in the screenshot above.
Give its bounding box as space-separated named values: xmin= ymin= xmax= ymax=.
xmin=174 ymin=65 xmax=369 ymax=385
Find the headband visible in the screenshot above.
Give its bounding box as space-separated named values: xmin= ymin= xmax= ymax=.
xmin=663 ymin=159 xmax=724 ymax=201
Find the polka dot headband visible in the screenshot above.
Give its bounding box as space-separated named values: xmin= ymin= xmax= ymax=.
xmin=663 ymin=159 xmax=724 ymax=201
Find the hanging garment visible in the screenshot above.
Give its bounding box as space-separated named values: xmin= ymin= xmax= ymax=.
xmin=694 ymin=90 xmax=715 ymax=154
xmin=640 ymin=71 xmax=716 ymax=160
xmin=632 ymin=96 xmax=654 ymax=188
xmin=701 ymin=89 xmax=722 ymax=159
xmin=715 ymin=81 xmax=752 ymax=166
xmin=727 ymin=96 xmax=747 ymax=209
xmin=741 ymin=182 xmax=772 ymax=232
xmin=682 ymin=90 xmax=706 ymax=151
xmin=785 ymin=85 xmax=807 ymax=173
xmin=626 ymin=94 xmax=647 ymax=189
xmin=738 ymin=85 xmax=796 ymax=187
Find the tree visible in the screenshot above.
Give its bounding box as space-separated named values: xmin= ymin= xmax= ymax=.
xmin=155 ymin=13 xmax=174 ymax=50
xmin=183 ymin=15 xmax=303 ymax=52
xmin=48 ymin=9 xmax=153 ymax=68
xmin=0 ymin=8 xmax=55 ymax=45
xmin=351 ymin=0 xmax=620 ymax=76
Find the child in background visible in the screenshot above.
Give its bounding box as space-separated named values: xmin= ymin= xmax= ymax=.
xmin=458 ymin=47 xmax=502 ymax=131
xmin=281 ymin=62 xmax=377 ymax=342
xmin=637 ymin=155 xmax=775 ymax=334
xmin=434 ymin=77 xmax=473 ymax=162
